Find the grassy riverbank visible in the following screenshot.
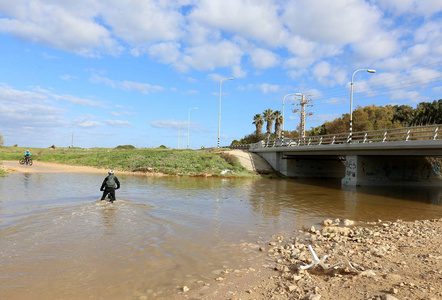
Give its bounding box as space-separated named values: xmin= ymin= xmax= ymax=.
xmin=0 ymin=146 xmax=253 ymax=177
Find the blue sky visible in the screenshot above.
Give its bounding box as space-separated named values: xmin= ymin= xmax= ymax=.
xmin=0 ymin=0 xmax=441 ymax=149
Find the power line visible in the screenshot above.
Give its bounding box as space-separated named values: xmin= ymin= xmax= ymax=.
xmin=292 ymin=94 xmax=314 ymax=137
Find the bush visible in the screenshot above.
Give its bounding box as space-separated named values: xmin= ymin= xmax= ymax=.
xmin=114 ymin=145 xmax=135 ymax=150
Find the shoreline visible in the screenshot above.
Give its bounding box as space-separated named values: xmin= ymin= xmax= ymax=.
xmin=176 ymin=218 xmax=441 ymax=300
xmin=0 ymin=160 xmax=169 ymax=176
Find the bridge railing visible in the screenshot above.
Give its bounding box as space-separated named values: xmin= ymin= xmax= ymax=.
xmin=221 ymin=144 xmax=250 ymax=150
xmin=250 ymin=124 xmax=442 ymax=150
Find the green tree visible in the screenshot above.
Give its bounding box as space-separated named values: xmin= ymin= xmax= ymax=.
xmin=356 ymin=105 xmax=397 ymax=131
xmin=232 ymin=133 xmax=265 ymax=145
xmin=252 ymin=114 xmax=264 ymax=136
xmin=0 ymin=133 xmax=3 ymax=146
xmin=263 ymin=109 xmax=275 ymax=136
xmin=413 ymin=100 xmax=442 ymax=125
xmin=393 ymin=104 xmax=414 ymax=126
xmin=325 ymin=118 xmax=347 ymax=134
xmin=273 ymin=110 xmax=283 ymax=138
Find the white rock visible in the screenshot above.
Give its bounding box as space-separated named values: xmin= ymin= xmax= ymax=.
xmin=343 ymin=219 xmax=355 ymax=226
xmin=322 ymin=219 xmax=333 ymax=226
xmin=321 ymin=226 xmax=350 ymax=235
xmin=308 ymin=294 xmax=322 ymax=300
xmin=287 ymin=285 xmax=297 ymax=292
xmin=359 ymin=270 xmax=376 ymax=277
xmin=384 ymin=274 xmax=402 ymax=282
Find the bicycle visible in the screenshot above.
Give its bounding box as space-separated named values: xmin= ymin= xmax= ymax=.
xmin=19 ymin=157 xmax=33 ymax=166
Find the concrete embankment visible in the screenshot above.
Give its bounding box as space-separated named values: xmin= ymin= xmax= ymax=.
xmin=227 ymin=149 xmax=275 ymax=175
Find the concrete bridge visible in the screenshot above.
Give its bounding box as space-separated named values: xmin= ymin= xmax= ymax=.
xmin=248 ymin=125 xmax=442 ymax=186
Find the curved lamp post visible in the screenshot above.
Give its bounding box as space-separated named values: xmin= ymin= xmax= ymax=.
xmin=349 ymin=69 xmax=376 ymax=142
xmin=217 ymin=77 xmax=233 ymax=147
xmin=282 ymin=93 xmax=302 ymax=139
xmin=187 ymin=107 xmax=198 ymax=149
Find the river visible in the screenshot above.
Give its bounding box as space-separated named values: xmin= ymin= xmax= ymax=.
xmin=1 ymin=172 xmax=441 ymax=299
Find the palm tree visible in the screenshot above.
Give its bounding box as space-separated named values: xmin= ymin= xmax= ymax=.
xmin=273 ymin=110 xmax=283 ymax=138
xmin=252 ymin=114 xmax=264 ymax=136
xmin=263 ymin=109 xmax=275 ymax=136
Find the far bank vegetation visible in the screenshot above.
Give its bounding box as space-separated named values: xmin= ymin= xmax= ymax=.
xmin=0 ymin=147 xmax=252 ymax=177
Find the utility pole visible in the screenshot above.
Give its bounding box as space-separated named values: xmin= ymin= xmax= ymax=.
xmin=293 ymin=94 xmax=314 ymax=139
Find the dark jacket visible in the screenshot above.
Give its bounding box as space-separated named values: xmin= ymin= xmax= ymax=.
xmin=100 ymin=175 xmax=120 ymax=191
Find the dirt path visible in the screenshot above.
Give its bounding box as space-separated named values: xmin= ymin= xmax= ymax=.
xmin=1 ymin=160 xmax=114 ymax=174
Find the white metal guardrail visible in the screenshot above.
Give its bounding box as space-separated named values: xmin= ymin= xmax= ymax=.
xmin=250 ymin=124 xmax=442 ymax=150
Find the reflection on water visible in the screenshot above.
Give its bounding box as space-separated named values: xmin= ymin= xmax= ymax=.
xmin=0 ymin=173 xmax=441 ymax=299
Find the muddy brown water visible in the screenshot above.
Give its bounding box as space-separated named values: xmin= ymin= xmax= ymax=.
xmin=0 ymin=170 xmax=441 ymax=299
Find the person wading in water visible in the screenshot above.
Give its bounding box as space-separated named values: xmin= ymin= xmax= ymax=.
xmin=100 ymin=170 xmax=120 ymax=203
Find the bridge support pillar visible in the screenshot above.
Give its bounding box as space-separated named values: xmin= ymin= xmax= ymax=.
xmin=341 ymin=155 xmax=359 ymax=186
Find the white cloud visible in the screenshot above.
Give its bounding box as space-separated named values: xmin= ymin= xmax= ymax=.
xmin=100 ymin=0 xmax=184 ymax=45
xmin=0 ymin=1 xmax=121 ymax=56
xmin=374 ymin=0 xmax=442 ymax=16
xmin=53 ymin=94 xmax=104 ymax=107
xmin=184 ymin=21 xmax=221 ymax=46
xmin=323 ymin=97 xmax=346 ymax=105
xmin=148 ymin=42 xmax=182 ymax=64
xmin=352 ymin=31 xmax=399 ymax=61
xmin=181 ymin=90 xmax=199 ymax=95
xmin=78 ymin=120 xmax=103 ymax=128
xmin=250 ymin=48 xmax=280 ymax=69
xmin=150 ymin=120 xmax=187 ymax=129
xmin=111 ymin=111 xmax=136 ymax=117
xmin=60 ymin=74 xmax=77 ymax=81
xmin=0 ymin=84 xmax=48 ymax=104
xmin=390 ymin=90 xmax=428 ymax=103
xmin=257 ymin=83 xmax=280 ymax=94
xmin=283 ymin=0 xmax=383 ymax=45
xmin=0 ymin=0 xmax=439 ymax=80
xmin=232 ymin=65 xmax=247 ymax=78
xmin=182 ymin=40 xmax=243 ymax=71
xmin=189 ymin=0 xmax=288 ymax=47
xmin=149 ymin=40 xmax=243 ymax=73
xmin=312 ymin=61 xmax=347 ymax=86
xmin=106 ymin=120 xmax=131 ymax=127
xmin=120 ymin=80 xmax=164 ymax=94
xmin=0 ymin=103 xmax=66 ymax=127
xmin=312 ymin=61 xmax=331 ymax=80
xmin=90 ymin=75 xmax=164 ymax=95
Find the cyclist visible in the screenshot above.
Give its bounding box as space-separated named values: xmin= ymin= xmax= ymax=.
xmin=24 ymin=150 xmax=32 ymax=163
xmin=100 ymin=170 xmax=120 ymax=203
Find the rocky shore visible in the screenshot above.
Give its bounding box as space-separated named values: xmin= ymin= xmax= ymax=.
xmin=262 ymin=218 xmax=442 ymax=300
xmin=180 ymin=218 xmax=441 ymax=300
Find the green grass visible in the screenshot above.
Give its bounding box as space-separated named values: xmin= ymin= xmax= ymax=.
xmin=0 ymin=164 xmax=6 ymax=177
xmin=0 ymin=146 xmax=254 ymax=177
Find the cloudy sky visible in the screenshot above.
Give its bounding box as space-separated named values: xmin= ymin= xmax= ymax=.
xmin=0 ymin=0 xmax=441 ymax=149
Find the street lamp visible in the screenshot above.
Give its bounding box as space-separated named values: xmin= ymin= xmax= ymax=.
xmin=349 ymin=69 xmax=376 ymax=142
xmin=217 ymin=77 xmax=234 ymax=147
xmin=187 ymin=107 xmax=198 ymax=149
xmin=282 ymin=93 xmax=302 ymax=139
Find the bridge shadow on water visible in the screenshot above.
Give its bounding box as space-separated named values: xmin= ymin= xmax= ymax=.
xmin=286 ymin=177 xmax=442 ymax=206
